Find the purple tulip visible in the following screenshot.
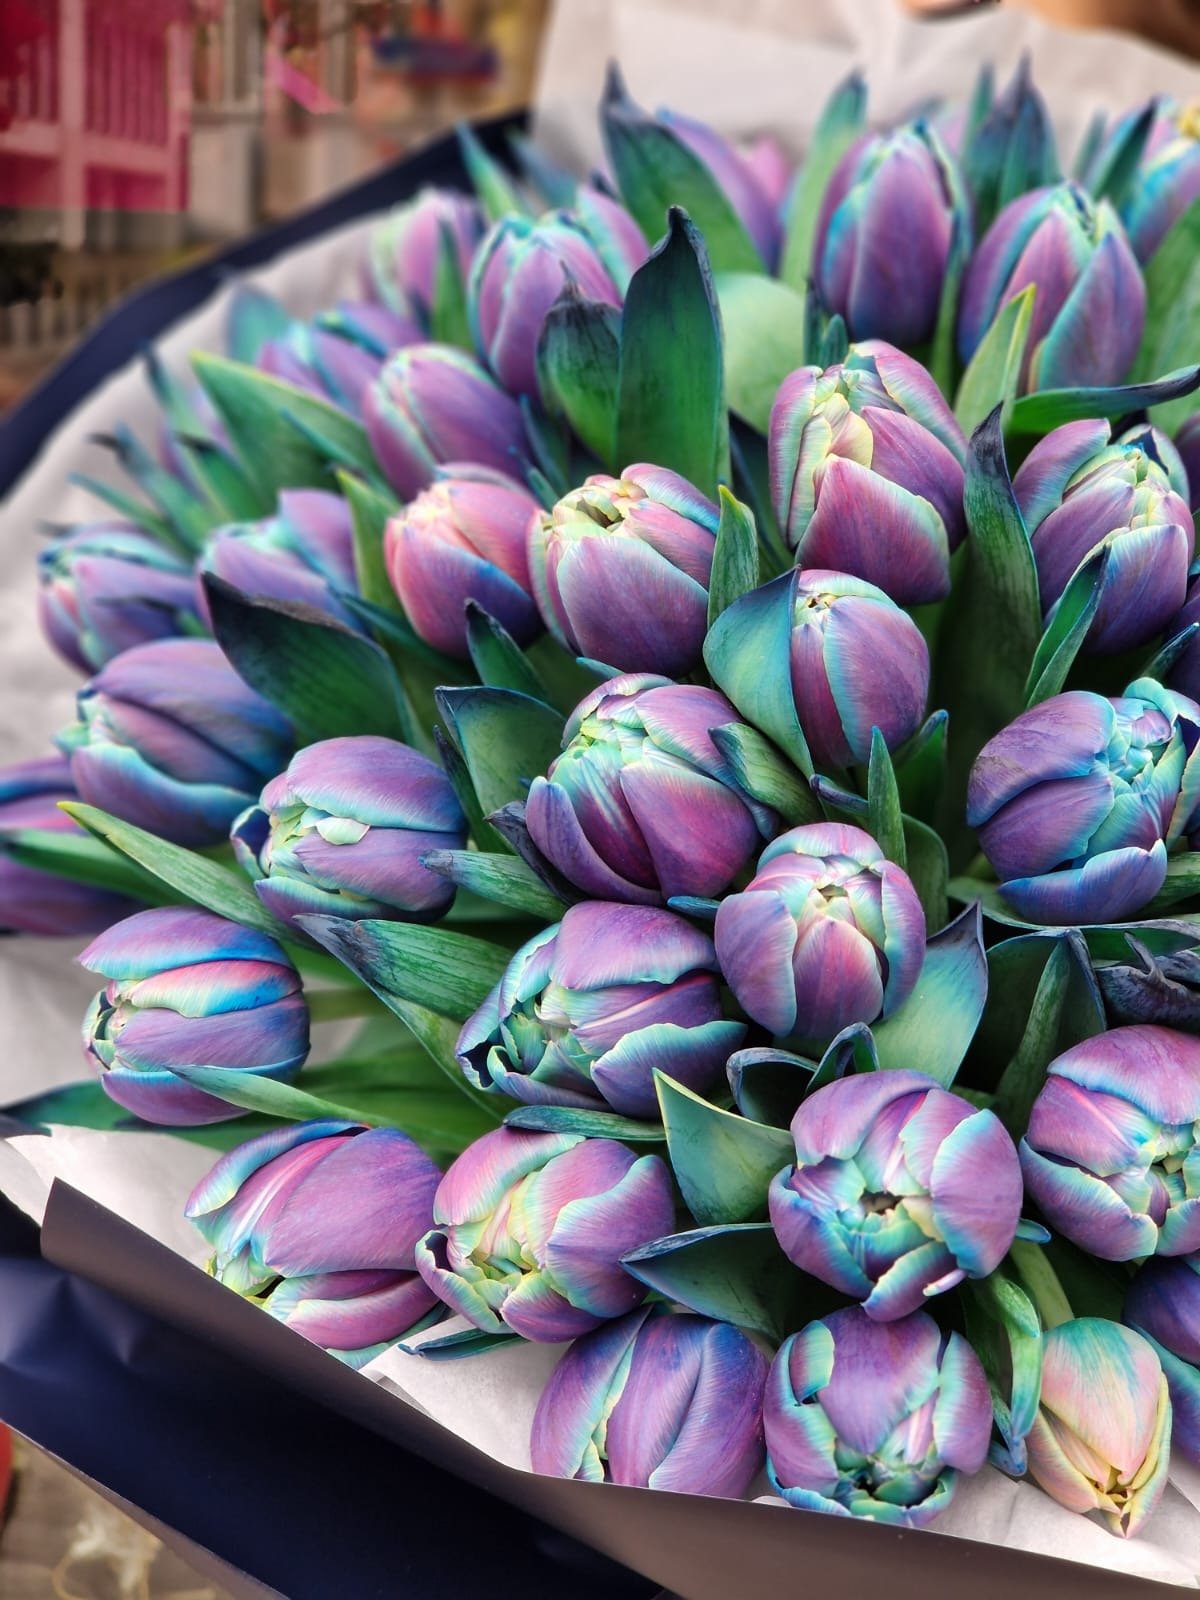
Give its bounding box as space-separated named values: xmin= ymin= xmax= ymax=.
xmin=743 ymin=134 xmax=794 ymax=211
xmin=958 ymin=182 xmax=1145 ymax=392
xmin=364 ymin=343 xmax=528 ymax=501
xmin=80 ymin=906 xmax=309 ymax=1125
xmin=715 ymin=823 xmax=925 ymax=1044
xmin=1013 ymin=420 xmax=1194 ymax=655
xmin=315 ymin=299 xmax=422 ymax=359
xmin=813 ymin=124 xmax=958 ymax=348
xmin=258 ymin=322 xmax=382 ymax=420
xmin=1026 ymin=1318 xmax=1170 ymax=1539
xmin=384 ymin=464 xmax=541 ymax=659
xmin=1089 ymin=98 xmax=1200 ymax=264
xmin=457 ymin=901 xmax=745 ymax=1119
xmin=1021 ymin=1024 xmax=1200 ymax=1260
xmin=364 ymin=187 xmax=485 ymax=321
xmin=573 ymin=183 xmax=651 ymax=291
xmin=768 ymin=341 xmax=966 ymax=604
xmin=231 ymin=735 xmax=466 ymax=930
xmin=186 ymin=1119 xmax=441 ymax=1367
xmin=1125 ymin=1255 xmax=1200 ymax=1466
xmin=968 ymin=680 xmax=1200 ymax=925
xmin=529 ymin=465 xmax=718 ymax=677
xmin=764 ymin=1307 xmax=991 ymax=1527
xmin=524 ymin=674 xmax=776 ymax=906
xmin=415 ymin=1127 xmax=674 ymax=1342
xmin=769 ymin=1070 xmax=1022 ymax=1320
xmin=657 ymin=107 xmax=782 ymax=269
xmin=198 ymin=489 xmax=360 ymax=632
xmin=530 ymin=1305 xmax=768 ymax=1494
xmin=0 ymin=755 xmax=138 ymax=936
xmin=63 ymin=639 xmax=293 ymax=848
xmin=37 ymin=522 xmax=200 ymax=674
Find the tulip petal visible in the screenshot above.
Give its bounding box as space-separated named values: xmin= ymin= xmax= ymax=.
xmin=591 ymin=1019 xmax=745 ymax=1119
xmin=552 ymin=536 xmax=709 ymax=677
xmin=715 ymin=889 xmax=799 ymax=1036
xmin=525 ymin=777 xmax=660 ymax=905
xmin=1013 ymin=418 xmax=1113 ymax=532
xmin=929 ymin=1111 xmax=1023 ymax=1276
xmin=999 ymin=841 xmax=1167 ymax=925
xmin=800 ymin=457 xmax=951 ymax=606
xmin=820 ymin=1307 xmax=941 ymax=1457
xmin=1033 ymin=229 xmax=1146 ymax=392
xmin=1019 ymin=1140 xmax=1159 ymax=1259
xmin=619 ymin=760 xmax=759 ymax=901
xmin=544 ymin=1153 xmax=674 ymax=1317
xmin=791 ymin=915 xmax=885 ymax=1042
xmin=413 ymin=1227 xmax=508 ymax=1332
xmin=932 ymin=1331 xmax=993 ymax=1473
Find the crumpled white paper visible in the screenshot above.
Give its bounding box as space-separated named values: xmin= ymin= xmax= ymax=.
xmin=5 ymin=0 xmax=1200 ymax=1585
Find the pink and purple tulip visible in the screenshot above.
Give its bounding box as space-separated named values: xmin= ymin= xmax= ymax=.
xmin=1013 ymin=420 xmax=1194 ymax=656
xmin=257 ymin=320 xmax=383 ymax=420
xmin=1125 ymin=1254 xmax=1200 ymax=1466
xmin=364 ymin=342 xmax=528 ymax=501
xmin=812 ymin=123 xmax=959 ymax=348
xmin=80 ymin=906 xmax=309 ymax=1126
xmin=1020 ymin=1024 xmax=1200 ymax=1260
xmin=524 ymin=674 xmax=776 ymax=907
xmin=769 ymin=1070 xmax=1022 ymax=1320
xmin=958 ymin=182 xmax=1145 ymax=392
xmin=363 ymin=187 xmax=485 ymax=323
xmin=62 ymin=638 xmax=293 ymax=849
xmin=528 ymin=465 xmax=718 ymax=677
xmin=37 ymin=522 xmax=200 ymax=674
xmin=714 ymin=823 xmax=926 ymax=1044
xmin=384 ymin=464 xmax=541 ymax=659
xmin=768 ymin=342 xmax=966 ymax=604
xmin=186 ymin=1119 xmax=441 ymax=1366
xmin=414 ymin=1126 xmax=675 ymax=1342
xmin=231 ymin=735 xmax=466 ymax=931
xmin=530 ymin=1304 xmax=768 ymax=1495
xmin=0 ymin=755 xmax=139 ymax=936
xmin=1087 ymin=97 xmax=1200 ymax=264
xmin=457 ymin=901 xmax=745 ymax=1119
xmin=1026 ymin=1318 xmax=1170 ymax=1538
xmin=764 ymin=1307 xmax=992 ymax=1527
xmin=198 ymin=489 xmax=361 ymax=632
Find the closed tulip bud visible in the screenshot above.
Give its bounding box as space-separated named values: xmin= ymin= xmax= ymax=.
xmin=958 ymin=182 xmax=1145 ymax=392
xmin=415 ymin=1127 xmax=674 ymax=1342
xmin=529 ymin=465 xmax=718 ymax=677
xmin=1013 ymin=420 xmax=1194 ymax=656
xmin=764 ymin=1307 xmax=992 ymax=1527
xmin=186 ymin=1119 xmax=440 ymax=1367
xmin=364 ymin=343 xmax=527 ymax=500
xmin=0 ymin=755 xmax=138 ymax=936
xmin=813 ymin=123 xmax=958 ymax=348
xmin=1090 ymin=98 xmax=1200 ymax=264
xmin=258 ymin=322 xmax=381 ymax=419
xmin=315 ymin=299 xmax=422 ymax=359
xmin=232 ymin=735 xmax=466 ymax=930
xmin=80 ymin=906 xmax=309 ymax=1125
xmin=199 ymin=489 xmax=360 ymax=632
xmin=1125 ymin=1255 xmax=1200 ymax=1466
xmin=769 ymin=1070 xmax=1022 ymax=1320
xmin=1026 ymin=1319 xmax=1170 ymax=1538
xmin=364 ymin=187 xmax=484 ymax=321
xmin=384 ymin=465 xmax=541 ymax=658
xmin=715 ymin=823 xmax=925 ymax=1044
xmin=767 ymin=342 xmax=966 ymax=604
xmin=37 ymin=522 xmax=200 ymax=674
xmin=573 ymin=183 xmax=652 ymax=291
xmin=530 ymin=1305 xmax=768 ymax=1495
xmin=457 ymin=901 xmax=745 ymax=1119
xmin=525 ymin=674 xmax=776 ymax=906
xmin=1020 ymin=1025 xmax=1200 ymax=1261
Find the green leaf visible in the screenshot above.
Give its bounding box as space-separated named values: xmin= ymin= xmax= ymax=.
xmin=1024 ymin=546 xmax=1107 ymax=707
xmin=714 ymin=273 xmax=808 ymax=433
xmin=203 ymin=576 xmax=414 ymax=744
xmin=536 ymin=288 xmax=621 ymax=468
xmin=707 ymin=486 xmax=760 ymax=627
xmin=726 ymin=1046 xmax=817 ymax=1127
xmin=895 ymin=711 xmax=948 ymax=827
xmin=654 ymin=1071 xmax=792 ymax=1226
xmin=867 ymin=729 xmax=905 ymax=870
xmin=709 ymin=722 xmax=820 ymax=825
xmin=66 ymin=472 xmax=179 ymax=551
xmin=430 ymin=218 xmax=473 ymax=349
xmin=871 ymin=904 xmax=988 ymax=1085
xmin=779 ymin=70 xmax=868 ymax=297
xmin=929 ymin=212 xmax=971 ymax=402
xmin=1142 ymin=624 xmax=1200 ymax=685
xmin=2 ymin=826 xmax=167 ymax=903
xmin=400 ymin=1324 xmax=519 ymax=1360
xmin=1134 ymin=196 xmax=1200 ymax=431
xmin=4 ymin=1079 xmax=136 ymax=1134
xmin=174 ymin=433 xmax=269 ymax=524
xmin=464 ymin=602 xmax=549 ymax=700
xmin=964 ymin=1272 xmax=1044 ymax=1476
xmin=298 ymin=915 xmax=511 ymax=1022
xmin=903 ymin=814 xmax=951 ymax=933
xmin=435 ymin=686 xmax=565 ymax=821
xmin=338 ymin=471 xmax=401 ymax=613
xmin=616 ymin=207 xmax=729 ymax=499
xmin=455 ymin=121 xmax=529 ymax=224
xmin=503 ymin=1104 xmax=664 ymax=1141
xmin=1145 ymin=853 xmax=1200 ymax=914
xmin=420 ymin=848 xmax=567 ymax=920
xmin=226 ymin=285 xmax=293 ymax=365
xmin=97 ymin=425 xmax=217 ymax=552
xmin=1085 ymin=99 xmax=1154 ymax=210
xmin=1008 ymin=366 xmax=1200 ymax=435
xmin=954 ymin=284 xmax=1035 ymax=437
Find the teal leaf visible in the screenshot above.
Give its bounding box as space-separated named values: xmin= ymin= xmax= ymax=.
xmin=65 ymin=471 xmax=178 ymax=550
xmin=715 ymin=273 xmax=808 ymax=433
xmin=779 ymin=69 xmax=868 ymax=297
xmin=654 ymin=1070 xmax=793 ymax=1226
xmin=464 ymin=602 xmax=549 ymax=700
xmin=420 ymin=848 xmax=566 ymax=920
xmin=96 ymin=425 xmax=216 ymax=552
xmin=894 ymin=710 xmax=948 ymax=827
xmin=725 ymin=1045 xmax=816 ymax=1127
xmin=431 ymin=218 xmax=474 ymax=349
xmin=1146 ymin=853 xmax=1200 ymax=914
xmin=1084 ymin=99 xmax=1154 ymax=211
xmin=536 ymin=287 xmax=621 ymax=468
xmin=226 ymin=285 xmax=293 ymax=365
xmin=1133 ymin=196 xmax=1200 ymax=432
xmin=455 ymin=121 xmax=529 ymax=224
xmin=435 ymin=685 xmax=565 ymax=821
xmin=503 ymin=1104 xmax=664 ymax=1141
xmin=954 ymin=284 xmax=1035 ymax=438
xmin=2 ymin=825 xmax=167 ymax=904
xmin=1008 ymin=366 xmax=1200 ymax=436
xmin=400 ymin=1324 xmax=520 ymax=1360
xmin=964 ymin=1272 xmax=1044 ymax=1476
xmin=902 ymin=814 xmax=951 ymax=933
xmin=297 ymin=914 xmax=511 ymax=1023
xmin=703 ymin=571 xmax=813 ymax=777
xmin=867 ymin=728 xmax=906 ymax=870
xmin=338 ymin=471 xmax=401 ymax=613
xmin=871 ymin=903 xmax=988 ymax=1085
xmin=929 ymin=210 xmax=971 ymax=402
xmin=1142 ymin=624 xmax=1200 ymax=684
xmin=709 ymin=722 xmax=819 ymax=825
xmin=707 ymin=486 xmax=760 ymax=626
xmin=1024 ymin=546 xmax=1107 ymax=707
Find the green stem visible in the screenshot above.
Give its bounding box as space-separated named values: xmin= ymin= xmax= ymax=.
xmin=1010 ymin=1240 xmax=1074 ymax=1330
xmin=306 ymin=987 xmax=386 ymax=1024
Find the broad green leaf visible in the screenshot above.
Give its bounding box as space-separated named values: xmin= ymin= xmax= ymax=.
xmin=3 ymin=826 xmax=167 ymax=903
xmin=1146 ymin=853 xmax=1200 ymax=914
xmin=871 ymin=903 xmax=988 ymax=1084
xmin=338 ymin=471 xmax=401 ymax=613
xmin=420 ymin=848 xmax=566 ymax=920
xmin=707 ymin=486 xmax=761 ymax=627
xmin=895 ymin=711 xmax=948 ymax=827
xmin=536 ymin=288 xmax=621 ymax=468
xmin=1009 ymin=366 xmax=1200 ymax=436
xmin=66 ymin=472 xmax=179 ymax=551
xmin=964 ymin=1272 xmax=1044 ymax=1475
xmin=904 ymin=814 xmax=950 ymax=933
xmin=297 ymin=914 xmax=511 ymax=1022
xmin=431 ymin=218 xmax=473 ymax=349
xmin=954 ymin=284 xmax=1035 ymax=437
xmin=435 ymin=685 xmax=565 ymax=820
xmin=779 ymin=70 xmax=868 ymax=296
xmin=504 ymin=1104 xmax=663 ymax=1141
xmin=99 ymin=424 xmax=216 ymax=551
xmin=714 ymin=273 xmax=808 ymax=432
xmin=710 ymin=722 xmax=820 ymax=825
xmin=173 ymin=433 xmax=268 ymax=524
xmin=1024 ymin=546 xmax=1106 ymax=707
xmin=464 ymin=603 xmax=549 ymax=700
xmin=400 ymin=1324 xmax=519 ymax=1360
xmin=1134 ymin=195 xmax=1200 ymax=431
xmin=867 ymin=729 xmax=905 ymax=870
xmin=655 ymin=1071 xmax=792 ymax=1227
xmin=727 ymin=1045 xmax=817 ymax=1127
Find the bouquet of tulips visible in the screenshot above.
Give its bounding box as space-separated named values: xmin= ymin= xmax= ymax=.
xmin=9 ymin=57 xmax=1200 ymax=1568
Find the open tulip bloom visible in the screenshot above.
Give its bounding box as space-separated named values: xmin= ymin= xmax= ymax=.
xmin=20 ymin=48 xmax=1200 ymax=1581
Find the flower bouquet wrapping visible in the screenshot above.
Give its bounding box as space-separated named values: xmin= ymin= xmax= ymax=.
xmin=10 ymin=20 xmax=1200 ymax=1599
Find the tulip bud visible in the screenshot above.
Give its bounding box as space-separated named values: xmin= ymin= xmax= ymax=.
xmin=199 ymin=489 xmax=360 ymax=632
xmin=958 ymin=182 xmax=1145 ymax=392
xmin=458 ymin=901 xmax=745 ymax=1119
xmin=1013 ymin=421 xmax=1194 ymax=655
xmin=0 ymin=755 xmax=139 ymax=936
xmin=968 ymin=681 xmax=1200 ymax=924
xmin=1026 ymin=1318 xmax=1170 ymax=1538
xmin=364 ymin=343 xmax=527 ymax=501
xmin=767 ymin=342 xmax=966 ymax=604
xmin=316 ymin=299 xmax=421 ymax=359
xmin=364 ymin=187 xmax=484 ymax=321
xmin=37 ymin=522 xmax=200 ymax=674
xmin=654 ymin=107 xmax=782 ymax=270
xmin=1125 ymin=1255 xmax=1200 ymax=1466
xmin=769 ymin=1070 xmax=1022 ymax=1320
xmin=80 ymin=906 xmax=309 ymax=1125
xmin=1089 ymin=97 xmax=1200 ymax=264
xmin=63 ymin=639 xmax=293 ymax=848
xmin=186 ymin=1119 xmax=441 ymax=1367
xmin=715 ymin=822 xmax=925 ymax=1043
xmin=415 ymin=1126 xmax=674 ymax=1342
xmin=764 ymin=1307 xmax=992 ymax=1527
xmin=529 ymin=465 xmax=718 ymax=677
xmin=813 ymin=123 xmax=958 ymax=348
xmin=524 ymin=674 xmax=776 ymax=906
xmin=1020 ymin=1025 xmax=1200 ymax=1261
xmin=258 ymin=321 xmax=382 ymax=419
xmin=384 ymin=465 xmax=541 ymax=658
xmin=232 ymin=735 xmax=466 ymax=930
xmin=574 ymin=183 xmax=653 ymax=291
xmin=530 ymin=1305 xmax=768 ymax=1495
